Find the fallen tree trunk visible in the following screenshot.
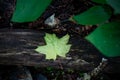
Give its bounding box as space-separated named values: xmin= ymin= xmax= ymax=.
xmin=0 ymin=29 xmax=102 ymax=72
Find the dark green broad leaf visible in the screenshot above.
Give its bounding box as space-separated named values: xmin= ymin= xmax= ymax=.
xmin=11 ymin=0 xmax=52 ymax=22
xmin=86 ymin=22 xmax=120 ymax=57
xmin=106 ymin=0 xmax=120 ymax=14
xmin=92 ymin=0 xmax=107 ymax=4
xmin=73 ymin=6 xmax=111 ymax=25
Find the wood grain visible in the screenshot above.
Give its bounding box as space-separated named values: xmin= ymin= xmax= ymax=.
xmin=0 ymin=29 xmax=102 ymax=72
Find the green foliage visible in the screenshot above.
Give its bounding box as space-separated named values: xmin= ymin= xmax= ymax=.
xmin=35 ymin=33 xmax=71 ymax=60
xmin=73 ymin=0 xmax=120 ymax=57
xmin=11 ymin=0 xmax=52 ymax=22
xmin=73 ymin=6 xmax=111 ymax=25
xmin=92 ymin=0 xmax=107 ymax=4
xmin=86 ymin=22 xmax=120 ymax=57
xmin=11 ymin=0 xmax=120 ymax=58
xmin=106 ymin=0 xmax=120 ymax=14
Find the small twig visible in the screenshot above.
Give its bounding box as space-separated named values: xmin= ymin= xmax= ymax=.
xmin=90 ymin=58 xmax=108 ymax=77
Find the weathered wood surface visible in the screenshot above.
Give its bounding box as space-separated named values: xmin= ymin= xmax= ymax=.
xmin=0 ymin=29 xmax=102 ymax=71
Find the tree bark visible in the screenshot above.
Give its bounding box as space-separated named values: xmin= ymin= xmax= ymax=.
xmin=0 ymin=29 xmax=102 ymax=72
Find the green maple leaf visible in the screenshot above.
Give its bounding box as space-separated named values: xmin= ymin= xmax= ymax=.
xmin=35 ymin=33 xmax=71 ymax=60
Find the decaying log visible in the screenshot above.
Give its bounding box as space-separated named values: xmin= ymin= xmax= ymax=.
xmin=0 ymin=29 xmax=102 ymax=72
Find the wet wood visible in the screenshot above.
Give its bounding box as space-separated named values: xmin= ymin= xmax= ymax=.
xmin=0 ymin=29 xmax=102 ymax=72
